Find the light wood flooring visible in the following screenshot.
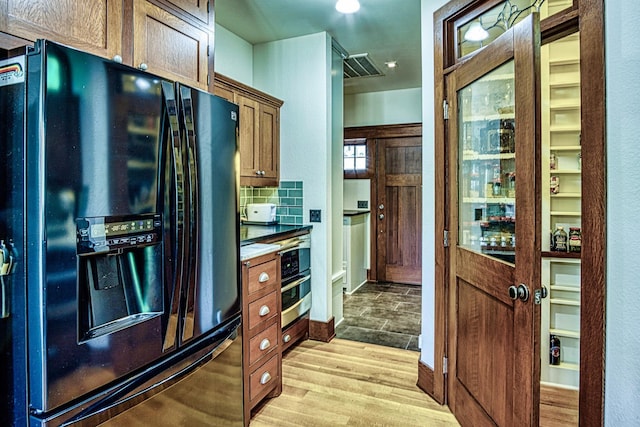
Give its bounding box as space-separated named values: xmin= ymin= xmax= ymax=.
xmin=250 ymin=338 xmax=459 ymax=427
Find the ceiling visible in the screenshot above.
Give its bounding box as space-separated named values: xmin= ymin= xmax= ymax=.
xmin=214 ymin=0 xmax=422 ymax=95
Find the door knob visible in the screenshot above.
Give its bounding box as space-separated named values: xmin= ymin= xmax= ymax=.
xmin=379 ymin=214 xmax=385 ymax=220
xmin=508 ymin=284 xmax=530 ymax=302
xmin=534 ymin=286 xmax=548 ymax=305
xmin=379 ymin=204 xmax=384 ymax=210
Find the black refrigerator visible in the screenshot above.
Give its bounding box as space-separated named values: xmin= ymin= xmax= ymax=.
xmin=0 ymin=40 xmax=243 ymax=426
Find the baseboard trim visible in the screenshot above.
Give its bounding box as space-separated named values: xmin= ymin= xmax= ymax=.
xmin=417 ymin=359 xmax=444 ymax=404
xmin=309 ymin=317 xmax=335 ymax=342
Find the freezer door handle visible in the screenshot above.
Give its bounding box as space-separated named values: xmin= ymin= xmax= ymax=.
xmin=162 ymin=81 xmax=186 ymax=352
xmin=178 ymin=84 xmax=199 ymax=343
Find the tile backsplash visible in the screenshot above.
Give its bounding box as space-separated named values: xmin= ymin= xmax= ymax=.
xmin=240 ymin=181 xmax=303 ymax=225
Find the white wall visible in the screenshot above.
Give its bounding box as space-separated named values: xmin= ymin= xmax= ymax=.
xmin=253 ymin=32 xmax=335 ymax=323
xmin=213 ymin=24 xmax=254 ymax=85
xmin=332 ymin=44 xmax=345 ymax=280
xmin=344 ymin=180 xmax=370 ymax=210
xmin=604 ymin=1 xmax=640 ymax=424
xmin=344 ymin=87 xmax=422 ymax=127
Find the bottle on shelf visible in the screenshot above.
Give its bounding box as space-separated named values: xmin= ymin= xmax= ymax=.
xmin=569 ymin=227 xmax=581 ymax=253
xmin=550 ymin=335 xmax=561 ymax=365
xmin=550 ymin=175 xmax=560 ymax=195
xmin=469 ymin=162 xmax=480 ymax=198
xmin=506 ymin=172 xmax=516 ymax=198
xmin=552 ymin=226 xmax=568 ymax=252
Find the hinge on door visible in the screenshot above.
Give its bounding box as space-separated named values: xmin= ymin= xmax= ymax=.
xmin=444 ymin=230 xmax=450 ymax=248
xmin=207 ymin=74 xmax=210 ymax=85
xmin=443 ymin=99 xmax=449 ymax=120
xmin=207 ymin=1 xmax=210 ymax=14
xmin=443 ymin=356 xmax=448 ymax=374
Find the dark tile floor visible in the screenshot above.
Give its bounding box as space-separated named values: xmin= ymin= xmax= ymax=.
xmin=335 ymin=281 xmax=422 ymax=352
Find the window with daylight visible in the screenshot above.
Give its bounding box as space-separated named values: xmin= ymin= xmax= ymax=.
xmin=344 ymin=138 xmax=373 ymax=179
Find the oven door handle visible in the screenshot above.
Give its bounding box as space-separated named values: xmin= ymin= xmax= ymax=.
xmin=278 ymin=237 xmax=310 ymax=253
xmin=281 ymin=274 xmax=311 ymax=293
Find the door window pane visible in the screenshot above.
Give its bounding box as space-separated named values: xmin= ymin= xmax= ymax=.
xmin=458 ymin=0 xmax=550 ymax=59
xmin=458 ymin=61 xmax=516 ymax=264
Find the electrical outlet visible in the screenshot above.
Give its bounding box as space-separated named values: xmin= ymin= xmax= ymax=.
xmin=357 ymin=200 xmax=368 ymax=209
xmin=310 ymin=209 xmax=321 ymax=223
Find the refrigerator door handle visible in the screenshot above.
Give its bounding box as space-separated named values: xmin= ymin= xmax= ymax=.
xmin=161 ymin=81 xmax=186 ymax=352
xmin=178 ymin=85 xmax=199 ymax=343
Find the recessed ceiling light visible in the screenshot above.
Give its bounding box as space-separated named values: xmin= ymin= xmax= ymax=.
xmin=336 ymin=0 xmax=360 ymax=14
xmin=385 ymin=61 xmax=397 ymax=69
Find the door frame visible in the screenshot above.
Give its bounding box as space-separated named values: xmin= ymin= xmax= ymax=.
xmin=433 ymin=0 xmax=605 ymax=424
xmin=344 ymin=123 xmax=422 ymax=283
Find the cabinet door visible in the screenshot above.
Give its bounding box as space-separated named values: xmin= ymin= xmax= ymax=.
xmin=214 ymin=82 xmax=235 ymax=103
xmin=237 ymin=94 xmax=261 ymax=180
xmin=132 ymin=0 xmax=209 ymax=90
xmin=167 ymin=0 xmax=209 ymax=25
xmin=0 ymin=0 xmax=122 ymax=59
xmin=258 ymin=103 xmax=279 ymax=182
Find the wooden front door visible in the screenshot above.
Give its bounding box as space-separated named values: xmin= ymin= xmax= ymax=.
xmin=446 ymin=15 xmax=541 ymax=426
xmin=376 ymin=136 xmax=422 ymax=285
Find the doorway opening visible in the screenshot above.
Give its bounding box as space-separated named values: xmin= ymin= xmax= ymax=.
xmin=336 ymin=123 xmax=423 ymax=351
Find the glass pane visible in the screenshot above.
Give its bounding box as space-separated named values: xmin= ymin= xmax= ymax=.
xmin=344 ymin=145 xmax=355 ymax=157
xmin=344 ymin=157 xmax=355 ymax=171
xmin=458 ymin=61 xmax=516 ymax=264
xmin=458 ymin=0 xmax=548 ymax=59
xmin=355 ymin=145 xmax=366 ymax=158
xmin=355 ymin=157 xmax=366 ymax=170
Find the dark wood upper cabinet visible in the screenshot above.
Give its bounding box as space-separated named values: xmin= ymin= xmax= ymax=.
xmin=166 ymin=0 xmax=209 ymax=25
xmin=0 ymin=0 xmax=123 ymax=59
xmin=0 ymin=0 xmax=214 ymax=92
xmin=132 ymin=0 xmax=210 ymax=91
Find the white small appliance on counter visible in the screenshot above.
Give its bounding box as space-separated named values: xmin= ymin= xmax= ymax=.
xmin=244 ymin=203 xmax=278 ymax=225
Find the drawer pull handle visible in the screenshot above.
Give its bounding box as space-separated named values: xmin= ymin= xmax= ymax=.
xmin=260 ymin=372 xmax=272 ymax=385
xmin=258 ymin=272 xmax=270 ymax=283
xmin=259 ymin=338 xmax=271 ymax=351
xmin=259 ymin=305 xmax=270 ymax=316
xmin=283 ymin=334 xmax=291 ymax=343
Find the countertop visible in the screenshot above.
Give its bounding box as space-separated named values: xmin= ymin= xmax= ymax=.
xmin=240 ymin=223 xmax=313 ymax=245
xmin=343 ymin=210 xmax=370 ymax=216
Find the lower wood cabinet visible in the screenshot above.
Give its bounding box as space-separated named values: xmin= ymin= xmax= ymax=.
xmin=282 ymin=315 xmax=309 ymax=353
xmin=241 ymin=250 xmax=282 ymax=426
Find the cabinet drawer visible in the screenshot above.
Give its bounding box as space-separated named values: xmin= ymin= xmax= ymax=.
xmin=248 ymin=259 xmax=278 ymax=295
xmin=247 ymin=291 xmax=278 ymax=330
xmin=249 ymin=322 xmax=278 ymax=366
xmin=282 ymin=316 xmax=309 ymax=353
xmin=249 ymin=354 xmax=279 ymax=402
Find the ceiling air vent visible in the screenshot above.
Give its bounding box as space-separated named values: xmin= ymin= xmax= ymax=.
xmin=343 ymin=53 xmax=384 ymax=79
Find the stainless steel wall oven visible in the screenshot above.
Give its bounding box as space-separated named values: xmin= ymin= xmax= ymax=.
xmin=278 ymin=234 xmax=311 ymax=328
